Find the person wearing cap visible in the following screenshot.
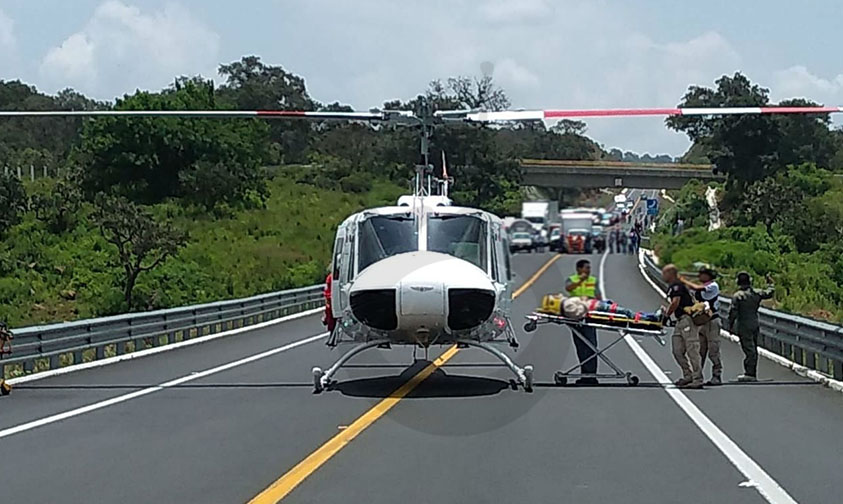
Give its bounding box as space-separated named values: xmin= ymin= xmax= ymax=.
xmin=681 ymin=267 xmax=722 ymax=385
xmin=728 ymin=271 xmax=775 ymax=382
xmin=662 ymin=264 xmax=703 ymax=388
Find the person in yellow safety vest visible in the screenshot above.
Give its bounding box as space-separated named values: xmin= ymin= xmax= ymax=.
xmin=565 ymin=259 xmax=602 ymax=384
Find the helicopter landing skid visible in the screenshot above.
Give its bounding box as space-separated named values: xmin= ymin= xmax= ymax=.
xmin=312 ymin=339 xmax=391 ymax=393
xmin=456 ymin=339 xmax=533 ymax=392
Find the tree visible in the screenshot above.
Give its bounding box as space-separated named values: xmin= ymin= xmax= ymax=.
xmin=667 ymin=72 xmax=780 ymax=193
xmin=774 ymin=98 xmax=836 ymax=169
xmin=551 ymin=119 xmax=587 ymax=136
xmin=218 ymin=56 xmax=317 ymax=163
xmin=445 ymin=75 xmax=511 ymax=111
xmin=0 ymin=172 xmax=26 ymax=234
xmin=76 ymin=77 xmax=269 ymax=210
xmin=0 ymin=81 xmax=105 ymax=161
xmin=95 ymin=196 xmax=187 ymax=310
xmin=31 ymin=176 xmax=83 ymax=233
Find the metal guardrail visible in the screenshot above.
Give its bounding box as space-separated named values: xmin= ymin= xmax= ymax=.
xmin=641 ymin=252 xmax=843 ymax=379
xmin=2 ymin=285 xmax=324 ymax=379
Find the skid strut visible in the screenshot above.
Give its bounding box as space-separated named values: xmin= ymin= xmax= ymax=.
xmin=456 ymin=339 xmax=533 ymax=391
xmin=312 ymin=339 xmax=390 ymax=392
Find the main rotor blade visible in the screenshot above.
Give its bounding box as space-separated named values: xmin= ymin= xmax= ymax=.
xmin=460 ymin=106 xmax=843 ymax=122
xmin=0 ymin=110 xmax=397 ymax=121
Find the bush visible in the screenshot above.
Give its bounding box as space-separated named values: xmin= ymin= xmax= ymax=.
xmin=0 ymin=172 xmax=27 ymax=234
xmin=339 ymin=172 xmax=372 ymax=193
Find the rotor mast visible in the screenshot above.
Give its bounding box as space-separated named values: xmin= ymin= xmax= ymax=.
xmin=413 ymin=105 xmax=449 ymax=199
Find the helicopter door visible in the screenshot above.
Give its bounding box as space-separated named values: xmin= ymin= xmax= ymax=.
xmin=331 ymin=229 xmax=346 ymax=316
xmin=490 ymin=223 xmax=512 ymax=304
xmin=336 ymin=223 xmax=355 ymax=314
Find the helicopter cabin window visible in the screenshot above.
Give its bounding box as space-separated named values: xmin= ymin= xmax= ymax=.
xmin=357 ymin=215 xmax=418 ymax=273
xmin=332 ymin=235 xmax=344 ymax=281
xmin=501 ymin=237 xmax=512 ymax=281
xmin=490 ymin=236 xmax=499 ymax=281
xmin=427 ymin=215 xmax=488 ymax=271
xmin=345 ymin=232 xmax=356 ymax=282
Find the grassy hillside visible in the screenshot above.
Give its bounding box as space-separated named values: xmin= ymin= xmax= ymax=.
xmin=0 ymin=174 xmax=405 ymax=327
xmin=653 ymin=226 xmax=843 ymax=322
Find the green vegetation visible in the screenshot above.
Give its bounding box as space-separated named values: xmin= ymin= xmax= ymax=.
xmin=655 ymin=74 xmax=843 ymax=322
xmin=2 ymin=55 xmax=623 ymax=327
xmin=0 ymin=174 xmax=403 ymax=327
xmin=5 ymin=59 xmax=842 ymax=327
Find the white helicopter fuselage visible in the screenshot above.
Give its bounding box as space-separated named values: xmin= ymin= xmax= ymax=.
xmin=329 ymin=196 xmax=514 ymax=348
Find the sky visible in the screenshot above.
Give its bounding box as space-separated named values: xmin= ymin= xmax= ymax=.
xmin=2 ymin=0 xmax=843 ymax=156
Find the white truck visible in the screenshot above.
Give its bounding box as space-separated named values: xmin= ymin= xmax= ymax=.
xmin=521 ymin=200 xmax=560 ymax=235
xmin=560 ymin=212 xmax=595 ymax=254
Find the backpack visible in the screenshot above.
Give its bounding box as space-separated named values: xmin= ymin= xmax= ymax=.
xmin=684 ymin=301 xmax=713 ymax=326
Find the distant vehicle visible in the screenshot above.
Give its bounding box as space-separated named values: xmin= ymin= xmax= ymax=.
xmin=549 ymin=227 xmax=563 ymax=252
xmin=561 ymin=212 xmax=594 ymax=254
xmin=522 ymin=200 xmax=560 ymax=236
xmin=566 ymin=229 xmax=593 ymax=254
xmin=508 ymin=218 xmax=534 ymax=236
xmin=531 ymin=228 xmax=548 ymax=252
xmin=501 ymin=216 xmax=519 ymax=232
xmin=600 ymin=212 xmax=614 ymax=226
xmin=510 ymin=232 xmax=534 ymax=253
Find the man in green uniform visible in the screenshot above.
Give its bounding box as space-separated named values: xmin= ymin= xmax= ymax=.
xmin=728 ymin=271 xmax=775 ymax=382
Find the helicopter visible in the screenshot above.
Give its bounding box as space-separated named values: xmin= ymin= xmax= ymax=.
xmin=2 ymin=103 xmax=841 ymax=393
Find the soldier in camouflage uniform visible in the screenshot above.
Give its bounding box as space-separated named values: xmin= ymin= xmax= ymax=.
xmin=728 ymin=271 xmax=775 ymax=382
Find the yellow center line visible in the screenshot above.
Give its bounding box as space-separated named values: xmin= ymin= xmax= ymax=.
xmin=248 ymin=253 xmax=561 ymax=503
xmin=512 ymin=254 xmax=561 ymax=299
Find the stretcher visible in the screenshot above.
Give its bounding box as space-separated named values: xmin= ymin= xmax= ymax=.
xmin=523 ymin=310 xmax=668 ymax=386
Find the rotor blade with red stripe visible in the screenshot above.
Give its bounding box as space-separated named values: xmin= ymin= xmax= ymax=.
xmin=0 ymin=110 xmax=395 ymax=121
xmin=462 ymin=106 xmax=843 ymax=122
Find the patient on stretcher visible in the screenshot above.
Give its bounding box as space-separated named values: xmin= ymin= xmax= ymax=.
xmin=538 ymin=294 xmax=663 ymax=325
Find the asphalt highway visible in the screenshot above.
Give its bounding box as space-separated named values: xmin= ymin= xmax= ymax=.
xmin=2 ymin=251 xmax=842 ymax=504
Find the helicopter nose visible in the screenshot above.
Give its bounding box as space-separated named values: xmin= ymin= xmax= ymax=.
xmin=349 ymin=251 xmax=496 ymax=332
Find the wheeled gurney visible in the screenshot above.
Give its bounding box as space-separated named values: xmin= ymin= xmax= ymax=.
xmin=523 ymin=310 xmax=667 ymax=386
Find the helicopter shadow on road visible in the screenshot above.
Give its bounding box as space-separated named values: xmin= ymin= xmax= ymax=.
xmin=333 ymin=359 xmax=512 ymax=398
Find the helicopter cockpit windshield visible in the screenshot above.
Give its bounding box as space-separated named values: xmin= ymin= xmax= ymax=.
xmin=427 ymin=215 xmax=488 ymax=271
xmin=357 ymin=215 xmax=418 ymax=272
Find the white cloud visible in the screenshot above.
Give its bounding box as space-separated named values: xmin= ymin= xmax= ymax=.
xmin=0 ymin=6 xmax=21 ymax=80
xmin=773 ymin=65 xmax=843 ymax=104
xmin=39 ymin=1 xmax=220 ymax=98
xmin=42 ymin=33 xmax=97 ymax=89
xmin=494 ymin=58 xmax=540 ymax=89
xmin=481 ymin=0 xmax=552 ymax=24
xmin=0 ymin=7 xmax=14 ymax=49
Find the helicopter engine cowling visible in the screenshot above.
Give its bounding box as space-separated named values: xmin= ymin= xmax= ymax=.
xmin=349 ymin=251 xmax=497 ymax=344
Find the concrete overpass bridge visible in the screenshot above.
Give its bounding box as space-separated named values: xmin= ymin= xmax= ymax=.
xmin=520 ymin=159 xmax=725 ymax=189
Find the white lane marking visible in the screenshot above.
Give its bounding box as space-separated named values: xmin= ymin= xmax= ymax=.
xmin=599 ymin=251 xmax=798 ymax=504
xmin=0 ymin=332 xmax=328 ymax=439
xmin=635 ymin=250 xmax=843 ymax=393
xmin=8 ymin=308 xmax=323 ymax=385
